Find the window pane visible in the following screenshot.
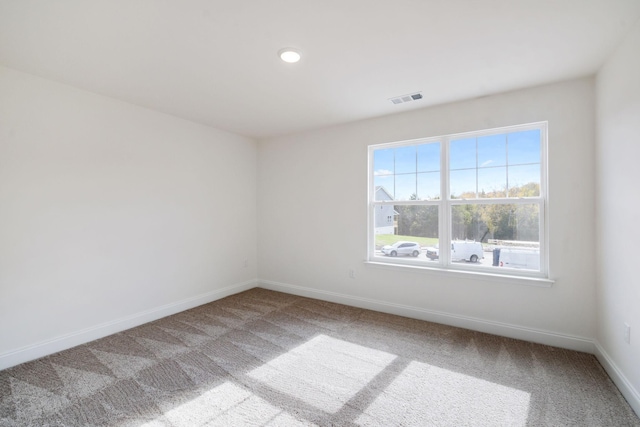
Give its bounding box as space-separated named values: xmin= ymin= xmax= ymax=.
xmin=450 ymin=169 xmax=476 ymax=199
xmin=478 ymin=134 xmax=506 ymax=168
xmin=508 ymin=164 xmax=540 ymax=196
xmin=450 ymin=138 xmax=476 ymax=170
xmin=478 ymin=167 xmax=507 ymax=197
xmin=451 ymin=204 xmax=540 ymax=271
xmin=417 ymin=172 xmax=440 ymax=200
xmin=374 ymin=177 xmax=394 ymax=199
xmin=396 ymin=205 xmax=439 ymax=240
xmin=451 ymin=204 xmax=539 ymax=244
xmin=394 ymin=146 xmax=417 ymax=174
xmin=374 ymin=184 xmax=394 ymax=201
xmin=448 ymin=130 xmax=541 ymax=201
xmin=373 ymin=148 xmax=395 ymax=176
xmin=417 ymin=142 xmax=440 ymax=172
xmin=508 ymin=130 xmax=540 ymax=165
xmin=374 ymin=205 xmax=439 ymax=263
xmin=373 ymin=204 xmax=397 ymax=236
xmin=395 ymin=173 xmax=417 ymax=201
xmin=451 ymin=204 xmax=483 ymax=241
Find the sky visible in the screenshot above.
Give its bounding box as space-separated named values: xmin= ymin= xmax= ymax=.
xmin=373 ymin=129 xmax=541 ymax=200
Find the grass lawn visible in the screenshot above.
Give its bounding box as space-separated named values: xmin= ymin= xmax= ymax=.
xmin=375 ymin=234 xmax=439 ymax=248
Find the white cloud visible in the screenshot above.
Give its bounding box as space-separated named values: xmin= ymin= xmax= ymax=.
xmin=374 ymin=169 xmax=393 ymax=176
xmin=480 ymin=160 xmax=493 ymax=167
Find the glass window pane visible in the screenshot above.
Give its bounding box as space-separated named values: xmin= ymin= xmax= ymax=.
xmin=417 ymin=172 xmax=440 ymax=200
xmin=417 ymin=142 xmax=440 ymax=172
xmin=374 ymin=177 xmax=394 ymax=199
xmin=373 ymin=204 xmax=397 ymax=236
xmin=508 ymin=130 xmax=540 ymax=165
xmin=450 ymin=204 xmax=540 ymax=271
xmin=450 ymin=138 xmax=476 ymax=170
xmin=374 ymin=205 xmax=439 ymax=265
xmin=451 ymin=204 xmax=486 ymax=242
xmin=373 ymin=148 xmax=395 ymax=175
xmin=450 ymin=169 xmax=476 ymax=199
xmin=394 ymin=146 xmax=417 ymax=174
xmin=478 ymin=167 xmax=507 ymax=197
xmin=374 ymin=182 xmax=394 ymax=201
xmin=478 ymin=134 xmax=506 ymax=168
xmin=508 ymin=164 xmax=541 ymax=196
xmin=394 ymin=173 xmax=417 ymax=201
xmin=396 ymin=205 xmax=439 ymax=240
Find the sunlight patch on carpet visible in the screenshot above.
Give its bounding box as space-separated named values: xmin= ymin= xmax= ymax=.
xmin=140 ymin=381 xmax=310 ymax=426
xmin=356 ymin=361 xmax=530 ymax=426
xmin=247 ymin=334 xmax=397 ymax=413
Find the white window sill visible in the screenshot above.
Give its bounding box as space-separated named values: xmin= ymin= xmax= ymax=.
xmin=364 ymin=260 xmax=554 ymax=287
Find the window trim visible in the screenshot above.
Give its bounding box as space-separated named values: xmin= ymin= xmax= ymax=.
xmin=368 ymin=121 xmax=549 ymax=280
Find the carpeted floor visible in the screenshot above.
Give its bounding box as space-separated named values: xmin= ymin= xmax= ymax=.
xmin=0 ymin=288 xmax=638 ymax=426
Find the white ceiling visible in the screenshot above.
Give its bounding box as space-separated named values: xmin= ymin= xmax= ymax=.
xmin=1 ymin=1 xmax=639 ymax=139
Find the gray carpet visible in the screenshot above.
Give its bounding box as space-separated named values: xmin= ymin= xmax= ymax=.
xmin=0 ymin=288 xmax=638 ymax=426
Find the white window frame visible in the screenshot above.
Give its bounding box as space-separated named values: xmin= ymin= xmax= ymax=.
xmin=367 ymin=121 xmax=549 ymax=280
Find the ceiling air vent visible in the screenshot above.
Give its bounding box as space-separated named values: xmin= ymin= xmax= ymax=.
xmin=390 ymin=92 xmax=423 ymax=105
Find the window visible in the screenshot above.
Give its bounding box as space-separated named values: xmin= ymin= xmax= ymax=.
xmin=368 ymin=122 xmax=547 ymax=278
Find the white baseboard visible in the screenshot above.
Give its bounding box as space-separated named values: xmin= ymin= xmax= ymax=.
xmin=260 ymin=280 xmax=640 ymax=416
xmin=0 ymin=279 xmax=257 ymax=371
xmin=258 ymin=280 xmax=595 ymax=353
xmin=593 ymin=341 xmax=640 ymax=417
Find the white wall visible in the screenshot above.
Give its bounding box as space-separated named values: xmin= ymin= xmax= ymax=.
xmin=0 ymin=66 xmax=257 ymax=368
xmin=258 ymin=78 xmax=597 ymax=350
xmin=596 ymin=19 xmax=640 ymax=411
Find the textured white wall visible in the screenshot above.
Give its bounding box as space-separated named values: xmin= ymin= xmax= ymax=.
xmin=0 ymin=66 xmax=257 ymax=360
xmin=596 ymin=20 xmax=640 ymax=405
xmin=258 ymin=78 xmax=597 ymax=345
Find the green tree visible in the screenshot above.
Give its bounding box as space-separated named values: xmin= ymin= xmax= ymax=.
xmin=397 ymin=183 xmax=540 ymax=242
xmin=396 ymin=194 xmax=438 ymax=238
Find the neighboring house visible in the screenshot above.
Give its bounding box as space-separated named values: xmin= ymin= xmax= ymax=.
xmin=374 ymin=186 xmax=398 ymax=235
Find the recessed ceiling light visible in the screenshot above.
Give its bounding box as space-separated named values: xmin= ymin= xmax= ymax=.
xmin=278 ymin=48 xmax=301 ymax=63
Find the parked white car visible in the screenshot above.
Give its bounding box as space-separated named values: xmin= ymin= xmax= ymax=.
xmin=425 ymin=241 xmax=484 ymax=262
xmin=381 ymin=241 xmax=421 ymax=257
